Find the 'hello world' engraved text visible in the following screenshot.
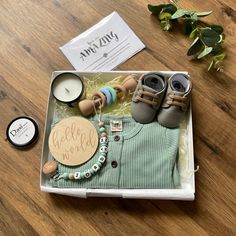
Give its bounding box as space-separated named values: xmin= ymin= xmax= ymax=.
xmin=52 ymin=122 xmax=97 ymax=161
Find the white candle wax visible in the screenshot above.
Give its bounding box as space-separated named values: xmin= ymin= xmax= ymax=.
xmin=52 ymin=73 xmax=83 ymax=103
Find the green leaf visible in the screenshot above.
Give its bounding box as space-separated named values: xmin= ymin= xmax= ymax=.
xmin=208 ymin=53 xmax=226 ymax=71
xmin=210 ymin=45 xmax=223 ymax=56
xmin=160 ymin=20 xmax=172 ymax=31
xmin=162 ymin=4 xmax=177 ymax=15
xmin=201 ymin=28 xmax=221 ymax=46
xmin=214 ymin=53 xmax=226 ymax=61
xmin=189 ymin=28 xmax=199 ymax=39
xmin=148 ymin=4 xmax=166 ymax=15
xmin=197 ymin=46 xmax=213 ymax=59
xmin=214 ymin=60 xmax=221 ymax=69
xmin=210 ymin=25 xmax=224 ymax=34
xmin=159 ymin=12 xmax=172 ymax=21
xmin=164 ymin=23 xmax=171 ymax=31
xmin=190 ymin=13 xmax=198 ymax=21
xmin=171 ymin=9 xmax=187 ymax=19
xmin=187 ymin=37 xmax=204 ymax=56
xmin=196 ymin=11 xmax=213 ymax=17
xmin=160 ymin=21 xmax=166 ymax=30
xmin=184 ymin=19 xmax=194 ymax=35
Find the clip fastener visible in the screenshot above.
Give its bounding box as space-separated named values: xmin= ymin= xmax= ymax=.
xmin=52 ymin=171 xmax=60 ymax=181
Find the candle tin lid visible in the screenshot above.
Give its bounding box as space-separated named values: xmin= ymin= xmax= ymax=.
xmin=6 ymin=116 xmax=39 ymax=148
xmin=51 ymin=72 xmax=84 ymax=104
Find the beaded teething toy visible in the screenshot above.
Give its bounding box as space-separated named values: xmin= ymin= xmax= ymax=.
xmin=78 ymin=74 xmax=138 ymax=117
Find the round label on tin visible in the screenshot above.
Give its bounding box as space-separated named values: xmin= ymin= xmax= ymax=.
xmin=6 ymin=117 xmax=39 ymax=148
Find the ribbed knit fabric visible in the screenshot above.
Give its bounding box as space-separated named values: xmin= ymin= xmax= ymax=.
xmin=50 ymin=116 xmax=180 ymax=189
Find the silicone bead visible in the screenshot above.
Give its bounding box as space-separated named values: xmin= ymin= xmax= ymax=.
xmin=84 ymin=169 xmax=92 ymax=178
xmin=90 ymin=168 xmax=95 ymax=174
xmin=105 ymin=86 xmax=117 ymax=103
xmin=98 ymin=155 xmax=106 ymax=163
xmin=100 ymin=137 xmax=108 ymax=144
xmin=99 ymin=127 xmax=106 ymax=133
xmin=100 ymin=146 xmax=108 ymax=153
xmin=61 ymin=173 xmax=69 ymax=180
xmin=92 ymin=164 xmax=100 ymax=172
xmin=97 ymin=161 xmax=102 ymax=167
xmin=69 ymin=173 xmax=74 ymax=180
xmin=100 ymin=88 xmax=112 ymax=106
xmin=74 ymin=172 xmax=81 ymax=180
xmin=80 ymin=172 xmax=85 ymax=179
xmin=101 ymin=132 xmax=107 ymax=137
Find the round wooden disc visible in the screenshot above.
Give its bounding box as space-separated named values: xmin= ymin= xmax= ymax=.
xmin=48 ymin=117 xmax=99 ymax=166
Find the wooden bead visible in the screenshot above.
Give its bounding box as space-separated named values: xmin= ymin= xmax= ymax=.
xmin=78 ymin=99 xmax=96 ymax=117
xmin=101 ymin=132 xmax=107 ymax=137
xmin=42 ymin=160 xmax=57 ymax=175
xmin=121 ymin=75 xmax=138 ymax=93
xmin=113 ymin=85 xmax=128 ymax=102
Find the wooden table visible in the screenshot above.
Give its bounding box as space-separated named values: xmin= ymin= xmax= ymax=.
xmin=0 ymin=0 xmax=235 ymax=235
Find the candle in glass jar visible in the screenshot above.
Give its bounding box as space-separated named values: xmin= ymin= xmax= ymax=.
xmin=51 ymin=73 xmax=84 ymax=104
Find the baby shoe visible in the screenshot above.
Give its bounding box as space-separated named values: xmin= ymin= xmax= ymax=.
xmin=131 ymin=73 xmax=167 ymax=124
xmin=157 ymin=73 xmax=192 ymax=128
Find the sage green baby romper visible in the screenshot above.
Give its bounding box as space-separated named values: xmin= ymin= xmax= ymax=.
xmin=51 ymin=116 xmax=180 ymax=189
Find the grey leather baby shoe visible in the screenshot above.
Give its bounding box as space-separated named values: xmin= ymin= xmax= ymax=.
xmin=157 ymin=73 xmax=192 ymax=128
xmin=131 ymin=73 xmax=167 ymax=124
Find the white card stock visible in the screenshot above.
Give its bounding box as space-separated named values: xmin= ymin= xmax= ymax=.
xmin=60 ymin=12 xmax=145 ymax=71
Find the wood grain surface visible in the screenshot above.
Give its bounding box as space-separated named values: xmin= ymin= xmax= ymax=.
xmin=0 ymin=0 xmax=235 ymax=235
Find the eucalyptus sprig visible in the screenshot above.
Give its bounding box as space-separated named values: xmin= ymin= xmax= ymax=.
xmin=148 ymin=3 xmax=226 ymax=72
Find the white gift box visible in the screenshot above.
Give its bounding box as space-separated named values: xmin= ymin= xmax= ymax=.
xmin=40 ymin=71 xmax=195 ymax=200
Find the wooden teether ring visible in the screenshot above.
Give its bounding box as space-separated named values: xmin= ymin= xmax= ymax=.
xmin=121 ymin=75 xmax=138 ymax=93
xmin=113 ymin=85 xmax=128 ymax=102
xmin=92 ymin=91 xmax=106 ymax=108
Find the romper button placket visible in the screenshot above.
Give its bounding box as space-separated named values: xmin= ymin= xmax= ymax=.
xmin=111 ymin=161 xmax=118 ymax=168
xmin=114 ymin=135 xmax=120 ymax=141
